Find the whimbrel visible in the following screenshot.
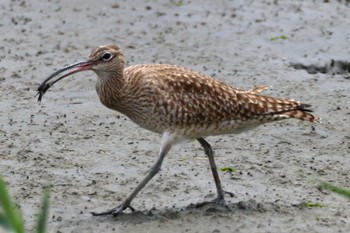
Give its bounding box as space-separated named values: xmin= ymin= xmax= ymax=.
xmin=37 ymin=45 xmax=320 ymax=216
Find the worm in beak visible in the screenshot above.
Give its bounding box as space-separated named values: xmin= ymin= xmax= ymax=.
xmin=36 ymin=60 xmax=94 ymax=102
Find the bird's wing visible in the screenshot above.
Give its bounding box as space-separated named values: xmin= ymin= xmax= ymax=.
xmin=126 ymin=64 xmax=319 ymax=125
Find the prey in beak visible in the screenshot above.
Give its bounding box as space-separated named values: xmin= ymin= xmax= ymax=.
xmin=36 ymin=60 xmax=94 ymax=102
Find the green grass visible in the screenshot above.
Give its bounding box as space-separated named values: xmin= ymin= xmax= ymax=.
xmin=178 ymin=156 xmax=188 ymax=162
xmin=0 ymin=176 xmax=24 ymax=233
xmin=298 ymin=182 xmax=350 ymax=210
xmin=35 ymin=186 xmax=50 ymax=233
xmin=270 ymin=35 xmax=288 ymax=41
xmin=299 ymin=202 xmax=325 ymax=208
xmin=170 ymin=0 xmax=185 ymax=6
xmin=320 ymin=182 xmax=350 ymax=199
xmin=220 ymin=166 xmax=237 ymax=173
xmin=0 ymin=176 xmax=50 ymax=233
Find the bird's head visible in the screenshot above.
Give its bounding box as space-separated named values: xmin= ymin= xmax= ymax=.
xmin=36 ymin=45 xmax=125 ymax=102
xmin=88 ymin=45 xmax=125 ymax=73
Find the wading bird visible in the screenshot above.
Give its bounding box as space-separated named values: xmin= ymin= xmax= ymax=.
xmin=37 ymin=45 xmax=320 ymax=216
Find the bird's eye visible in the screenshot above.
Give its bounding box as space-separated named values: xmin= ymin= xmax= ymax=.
xmin=101 ymin=52 xmax=113 ymax=61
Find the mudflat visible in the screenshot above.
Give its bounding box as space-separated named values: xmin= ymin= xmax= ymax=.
xmin=1 ymin=1 xmax=349 ymax=232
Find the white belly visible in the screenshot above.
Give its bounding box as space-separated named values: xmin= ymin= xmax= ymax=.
xmin=168 ymin=119 xmax=262 ymax=140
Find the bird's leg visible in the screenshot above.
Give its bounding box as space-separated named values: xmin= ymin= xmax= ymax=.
xmin=197 ymin=137 xmax=234 ymax=208
xmin=91 ymin=140 xmax=172 ymax=216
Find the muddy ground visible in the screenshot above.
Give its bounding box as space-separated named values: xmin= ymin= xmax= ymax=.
xmin=1 ymin=0 xmax=350 ymax=232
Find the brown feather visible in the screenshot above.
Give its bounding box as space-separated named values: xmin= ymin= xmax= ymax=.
xmin=92 ymin=45 xmax=320 ymax=138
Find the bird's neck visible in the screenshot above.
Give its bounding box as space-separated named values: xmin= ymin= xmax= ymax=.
xmin=95 ymin=70 xmax=125 ymax=110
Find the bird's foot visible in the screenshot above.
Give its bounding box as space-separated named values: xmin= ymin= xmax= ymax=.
xmin=192 ymin=190 xmax=234 ymax=210
xmin=191 ymin=198 xmax=230 ymax=211
xmin=223 ymin=190 xmax=234 ymax=198
xmin=91 ymin=202 xmax=135 ymax=216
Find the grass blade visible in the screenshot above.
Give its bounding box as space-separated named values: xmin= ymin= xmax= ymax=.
xmin=0 ymin=176 xmax=24 ymax=233
xmin=35 ymin=185 xmax=50 ymax=233
xmin=0 ymin=213 xmax=12 ymax=231
xmin=320 ymin=182 xmax=350 ymax=199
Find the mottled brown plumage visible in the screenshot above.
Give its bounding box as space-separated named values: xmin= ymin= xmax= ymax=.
xmin=37 ymin=44 xmax=320 ymax=216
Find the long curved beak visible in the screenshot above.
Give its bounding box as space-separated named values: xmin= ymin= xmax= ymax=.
xmin=36 ymin=60 xmax=94 ymax=102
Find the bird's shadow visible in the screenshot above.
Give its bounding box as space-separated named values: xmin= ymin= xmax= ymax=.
xmin=93 ymin=199 xmax=286 ymax=224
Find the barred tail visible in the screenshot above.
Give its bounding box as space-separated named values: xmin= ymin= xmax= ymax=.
xmin=282 ymin=109 xmax=321 ymax=122
xmin=237 ymin=93 xmax=321 ymax=123
xmin=264 ymin=102 xmax=321 ymax=123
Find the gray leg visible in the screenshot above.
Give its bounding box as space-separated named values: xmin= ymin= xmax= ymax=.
xmin=92 ymin=142 xmax=172 ymax=216
xmin=197 ymin=137 xmax=233 ymax=206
